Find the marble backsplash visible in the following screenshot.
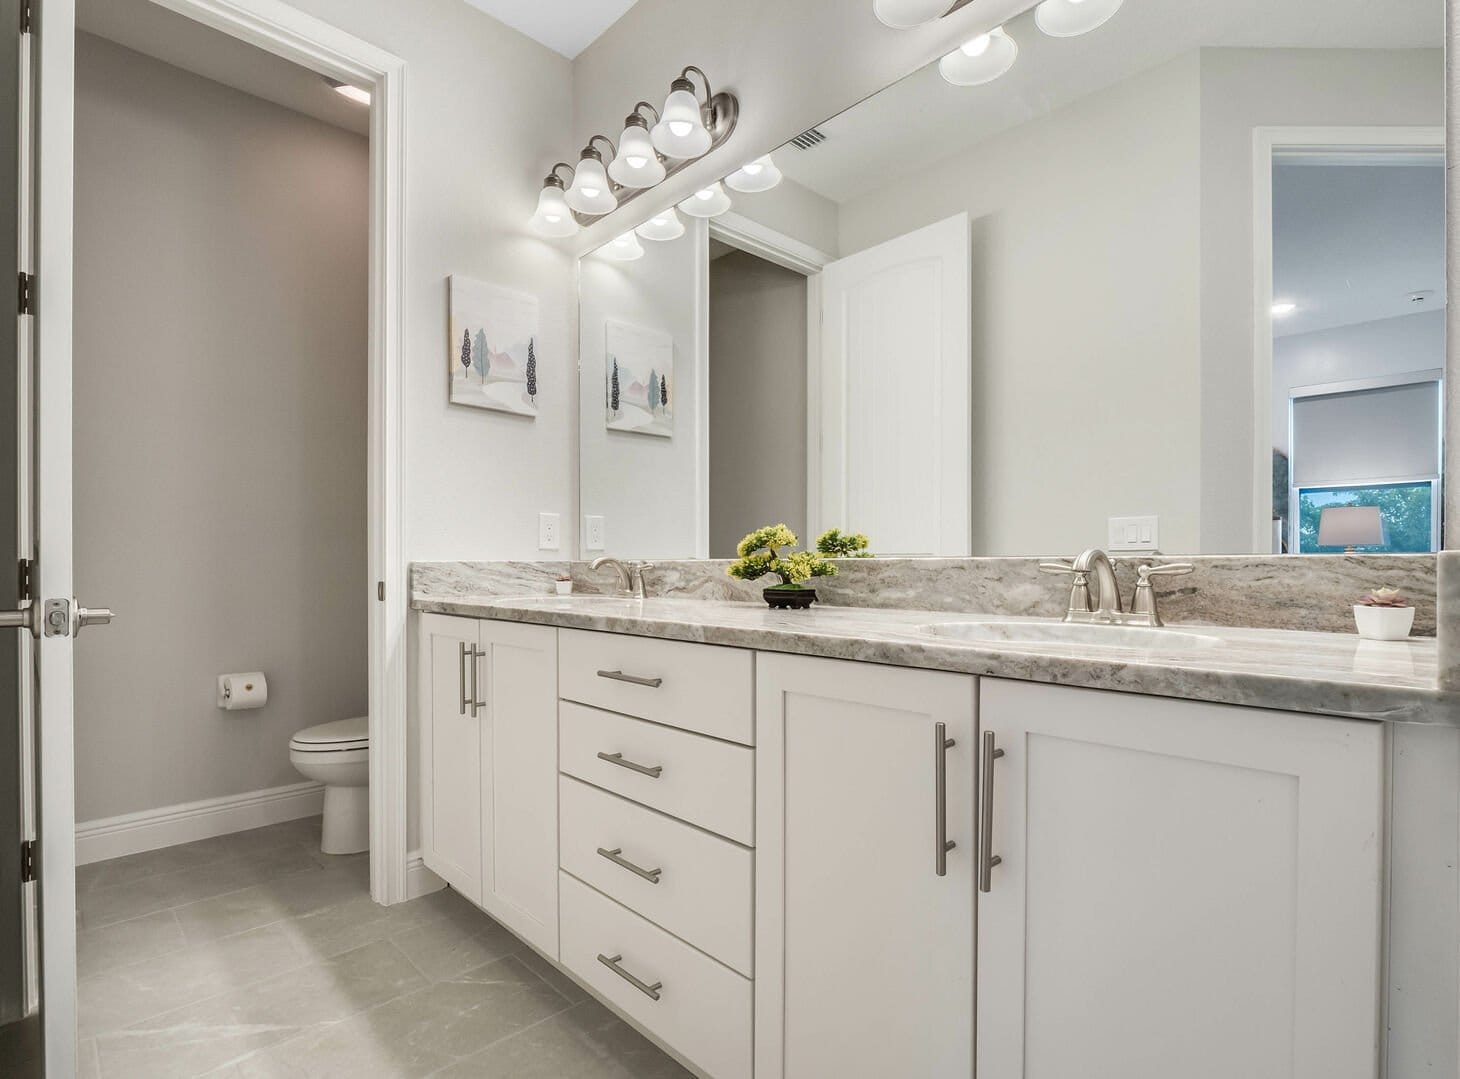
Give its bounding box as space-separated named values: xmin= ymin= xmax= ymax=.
xmin=412 ymin=552 xmax=1439 ymax=637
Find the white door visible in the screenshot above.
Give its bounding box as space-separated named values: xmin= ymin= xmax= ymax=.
xmin=815 ymin=213 xmax=970 ymax=555
xmin=977 ymin=679 xmax=1384 ymax=1079
xmin=418 ymin=614 xmax=483 ymax=904
xmin=476 ymin=619 xmax=558 ymax=958
xmin=755 ymin=653 xmax=976 ymax=1079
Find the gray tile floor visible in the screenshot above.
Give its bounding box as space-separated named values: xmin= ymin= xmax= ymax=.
xmin=77 ymin=817 xmax=692 ymax=1078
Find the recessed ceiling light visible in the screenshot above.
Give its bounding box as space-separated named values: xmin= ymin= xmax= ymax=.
xmin=325 ymin=78 xmax=371 ymax=106
xmin=1271 ymin=301 xmax=1297 ymax=317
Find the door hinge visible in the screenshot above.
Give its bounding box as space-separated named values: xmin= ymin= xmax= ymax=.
xmin=17 ymin=271 xmax=32 ymax=315
xmin=20 ymin=840 xmax=35 ymax=883
xmin=17 ymin=558 xmax=31 ymax=601
xmin=18 ymin=0 xmax=31 ymax=34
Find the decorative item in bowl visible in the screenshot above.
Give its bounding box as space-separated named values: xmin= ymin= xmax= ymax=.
xmin=1353 ymin=587 xmax=1414 ymax=641
xmin=554 ymin=575 xmax=573 ymax=596
xmin=728 ymin=524 xmax=871 ymax=609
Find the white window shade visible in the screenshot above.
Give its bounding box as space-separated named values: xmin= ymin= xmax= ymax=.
xmin=1292 ymin=379 xmax=1441 ymax=486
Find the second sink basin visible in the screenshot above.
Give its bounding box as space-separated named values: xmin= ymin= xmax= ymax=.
xmin=922 ymin=619 xmax=1225 ymax=654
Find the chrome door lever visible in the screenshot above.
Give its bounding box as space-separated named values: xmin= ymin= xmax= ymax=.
xmin=0 ymin=606 xmax=36 ymax=638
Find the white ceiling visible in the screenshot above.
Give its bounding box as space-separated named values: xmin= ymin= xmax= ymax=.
xmin=460 ymin=0 xmax=639 ymax=59
xmin=1273 ymin=160 xmax=1446 ymax=338
xmin=777 ymin=0 xmax=1442 ymax=204
xmin=77 ymin=0 xmax=370 ymax=136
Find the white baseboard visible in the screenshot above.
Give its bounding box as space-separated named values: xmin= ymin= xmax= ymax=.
xmin=405 ymin=849 xmax=446 ymax=900
xmin=76 ymin=780 xmax=326 ymax=865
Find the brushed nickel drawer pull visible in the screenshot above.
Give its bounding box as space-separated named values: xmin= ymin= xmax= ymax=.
xmin=458 ymin=641 xmax=470 ymax=716
xmin=470 ymin=645 xmax=486 ymax=718
xmin=597 ymin=669 xmax=664 ymax=689
xmin=935 ymin=721 xmax=957 ymax=877
xmin=979 ymin=730 xmax=1005 ymax=893
xmin=597 ymin=846 xmax=663 ymax=884
xmin=597 ymin=953 xmax=662 ymax=1001
xmin=596 ymin=751 xmax=664 ymax=778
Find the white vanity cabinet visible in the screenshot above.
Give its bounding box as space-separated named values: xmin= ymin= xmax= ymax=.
xmin=976 ymin=678 xmax=1385 ymax=1079
xmin=417 ymin=613 xmax=559 ymax=957
xmin=754 ymin=653 xmax=978 ymax=1079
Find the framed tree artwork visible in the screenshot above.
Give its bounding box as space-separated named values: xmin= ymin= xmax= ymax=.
xmin=605 ymin=319 xmax=673 ymax=438
xmin=448 ymin=275 xmax=539 ymax=417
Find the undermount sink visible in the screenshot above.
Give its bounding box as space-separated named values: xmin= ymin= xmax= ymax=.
xmin=922 ymin=620 xmax=1225 ymax=654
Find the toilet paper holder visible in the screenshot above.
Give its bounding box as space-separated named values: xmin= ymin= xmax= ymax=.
xmin=217 ymin=672 xmax=268 ymax=710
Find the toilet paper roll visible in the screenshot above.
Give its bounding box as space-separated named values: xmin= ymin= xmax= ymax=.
xmin=217 ymin=672 xmax=268 ymax=711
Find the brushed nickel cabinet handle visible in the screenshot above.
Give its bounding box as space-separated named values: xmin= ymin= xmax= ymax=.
xmin=979 ymin=730 xmax=1005 ymax=893
xmin=597 ymin=953 xmax=662 ymax=1001
xmin=597 ymin=846 xmax=663 ymax=884
xmin=596 ymin=751 xmax=664 ymax=778
xmin=470 ymin=645 xmax=486 ymax=718
xmin=597 ymin=669 xmax=664 ymax=689
xmin=458 ymin=641 xmax=470 ymax=716
xmin=935 ymin=721 xmax=957 ymax=877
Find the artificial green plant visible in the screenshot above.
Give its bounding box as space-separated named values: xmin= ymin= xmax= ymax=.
xmin=815 ymin=528 xmax=873 ymax=558
xmin=726 ymin=525 xmax=836 ymax=590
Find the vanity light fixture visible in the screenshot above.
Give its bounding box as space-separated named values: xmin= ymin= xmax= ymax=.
xmin=873 ymin=0 xmax=975 ymax=29
xmin=600 ymin=231 xmax=646 ymax=262
xmin=939 ymin=26 xmax=1019 ymax=87
xmin=679 ymin=181 xmax=732 ymax=219
xmin=652 ymin=66 xmax=718 ymax=159
xmin=725 ymin=154 xmax=783 ymax=193
xmin=610 ymin=103 xmax=668 ymax=188
xmin=1271 ymin=301 xmax=1298 ymax=317
xmin=636 ymin=207 xmax=687 ymax=242
xmin=529 ymin=164 xmax=580 ymax=238
xmin=566 ymin=138 xmax=619 ymax=215
xmin=1034 ymin=0 xmax=1124 ymax=38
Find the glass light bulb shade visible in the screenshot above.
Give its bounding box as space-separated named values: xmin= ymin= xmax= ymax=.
xmin=725 ymin=154 xmax=783 ymax=193
xmin=635 ymin=208 xmax=686 ymax=242
xmin=1034 ymin=0 xmax=1122 ymax=37
xmin=938 ymin=26 xmax=1018 ymax=87
xmin=565 ymin=155 xmax=617 ymax=215
xmin=608 ymin=124 xmax=666 ymax=188
xmin=600 ymin=231 xmax=645 ymax=261
xmin=529 ymin=183 xmax=579 ymax=238
xmin=873 ymin=0 xmax=952 ymax=29
xmin=651 ymin=87 xmax=712 ymax=159
xmin=678 ymin=182 xmax=732 ymax=218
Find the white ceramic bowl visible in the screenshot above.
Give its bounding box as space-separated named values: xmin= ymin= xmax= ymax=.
xmin=1353 ymin=604 xmax=1415 ymax=641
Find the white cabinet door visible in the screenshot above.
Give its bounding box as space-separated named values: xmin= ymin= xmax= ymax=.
xmin=476 ymin=619 xmax=559 ymax=957
xmin=756 ymin=653 xmax=977 ymax=1079
xmin=977 ymin=679 xmax=1384 ymax=1079
xmin=417 ymin=613 xmax=483 ymax=905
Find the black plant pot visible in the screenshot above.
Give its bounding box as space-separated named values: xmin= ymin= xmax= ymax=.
xmin=764 ymin=586 xmax=817 ymax=610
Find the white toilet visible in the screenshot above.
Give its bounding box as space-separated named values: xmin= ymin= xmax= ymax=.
xmin=289 ymin=716 xmax=369 ymax=855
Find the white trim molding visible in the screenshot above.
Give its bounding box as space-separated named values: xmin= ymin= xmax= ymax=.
xmin=710 ymin=212 xmax=834 ymax=275
xmin=406 ymin=849 xmax=447 ymax=900
xmin=75 ymin=781 xmax=325 ymax=866
xmin=143 ymin=0 xmax=411 ymax=905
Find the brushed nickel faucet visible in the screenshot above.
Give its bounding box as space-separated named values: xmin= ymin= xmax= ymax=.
xmin=590 ymin=557 xmax=655 ymax=599
xmin=1040 ymin=548 xmax=1192 ymax=627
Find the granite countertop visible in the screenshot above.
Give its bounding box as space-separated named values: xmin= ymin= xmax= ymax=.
xmin=412 ymin=591 xmax=1456 ymax=726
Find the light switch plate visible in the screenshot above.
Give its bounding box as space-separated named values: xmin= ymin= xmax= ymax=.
xmin=584 ymin=515 xmax=606 ymax=551
xmin=1108 ymin=515 xmax=1159 ymax=552
xmin=538 ymin=512 xmax=561 ymax=551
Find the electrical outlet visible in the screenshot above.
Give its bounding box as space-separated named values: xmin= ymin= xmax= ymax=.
xmin=538 ymin=512 xmax=561 ymax=551
xmin=1108 ymin=515 xmax=1159 ymax=551
xmin=584 ymin=515 xmax=606 ymax=551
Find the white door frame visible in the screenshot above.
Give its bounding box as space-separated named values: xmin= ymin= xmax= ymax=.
xmin=1249 ymin=125 xmax=1445 ymax=554
xmin=707 ymin=212 xmax=833 ymax=545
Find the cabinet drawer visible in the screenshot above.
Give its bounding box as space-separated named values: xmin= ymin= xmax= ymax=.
xmin=560 ymin=872 xmax=752 ymax=1079
xmin=560 ymin=776 xmax=753 ymax=976
xmin=559 ymin=628 xmax=753 ymax=744
xmin=559 ymin=702 xmax=754 ymax=845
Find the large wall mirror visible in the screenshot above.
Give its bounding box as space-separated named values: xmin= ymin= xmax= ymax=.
xmin=578 ymin=0 xmax=1445 ymax=561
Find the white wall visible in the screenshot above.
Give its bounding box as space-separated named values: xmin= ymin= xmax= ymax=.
xmin=837 ymin=55 xmax=1204 ymax=556
xmin=579 ymin=221 xmax=707 ymax=559
xmin=1199 ymin=47 xmax=1444 ymax=551
xmin=725 ymin=176 xmax=840 ymax=258
xmin=1273 ymin=309 xmax=1446 ymax=457
xmin=73 ymin=35 xmax=368 ymax=820
xmin=709 ymin=250 xmax=809 ymax=557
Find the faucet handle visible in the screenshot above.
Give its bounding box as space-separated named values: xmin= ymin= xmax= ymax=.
xmin=1137 ymin=562 xmax=1194 ymax=582
xmin=1130 ymin=563 xmax=1193 ymax=625
xmin=1039 ymin=561 xmax=1094 ymax=614
xmin=1038 ymin=561 xmax=1076 ymax=575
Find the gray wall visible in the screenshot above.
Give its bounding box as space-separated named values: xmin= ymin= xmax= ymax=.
xmin=73 ymin=34 xmax=368 ymax=821
xmin=709 ymin=250 xmax=809 ymax=557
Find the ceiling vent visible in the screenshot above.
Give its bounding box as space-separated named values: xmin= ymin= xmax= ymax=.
xmin=790 ymin=127 xmax=827 ymax=150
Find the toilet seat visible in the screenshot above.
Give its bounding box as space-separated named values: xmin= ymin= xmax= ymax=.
xmin=290 ymin=716 xmax=368 ymax=753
